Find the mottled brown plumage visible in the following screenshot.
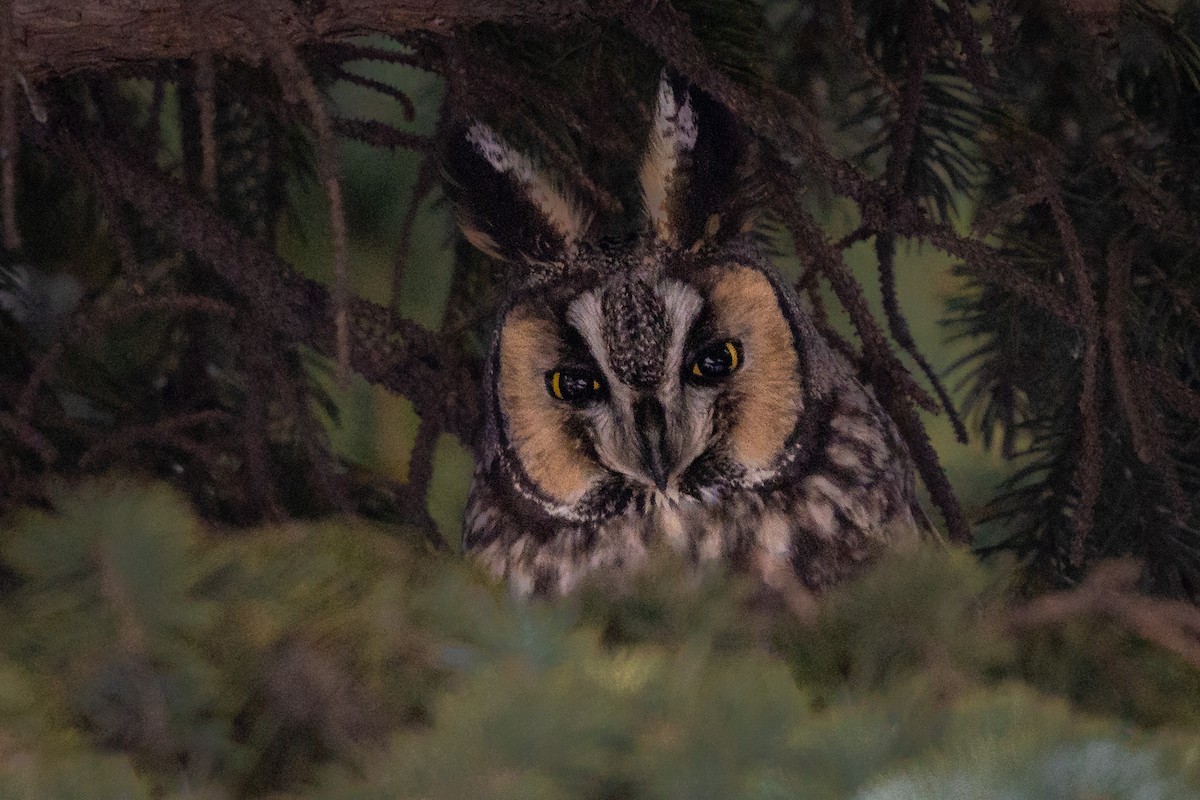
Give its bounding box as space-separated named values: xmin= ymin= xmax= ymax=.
xmin=447 ymin=73 xmax=921 ymax=597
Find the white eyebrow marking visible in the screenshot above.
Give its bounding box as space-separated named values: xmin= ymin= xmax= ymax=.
xmin=658 ymin=279 xmax=704 ymax=391
xmin=566 ymin=290 xmax=612 ymax=378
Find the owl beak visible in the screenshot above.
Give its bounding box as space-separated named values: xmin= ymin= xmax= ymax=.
xmin=633 ymin=396 xmax=672 ymax=490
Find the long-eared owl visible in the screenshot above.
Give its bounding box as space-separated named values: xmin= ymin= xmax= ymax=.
xmin=447 ymin=73 xmax=921 ymax=597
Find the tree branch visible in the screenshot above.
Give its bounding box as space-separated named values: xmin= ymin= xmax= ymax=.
xmin=12 ymin=0 xmax=590 ymax=80
xmin=42 ymin=119 xmax=484 ymax=443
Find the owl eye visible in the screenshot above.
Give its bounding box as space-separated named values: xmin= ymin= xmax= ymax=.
xmin=689 ymin=340 xmax=742 ymax=383
xmin=546 ymin=368 xmax=606 ymax=406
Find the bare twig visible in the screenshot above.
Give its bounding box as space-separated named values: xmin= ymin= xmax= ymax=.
xmin=915 ymin=217 xmax=1082 ymax=327
xmin=194 ymin=53 xmax=218 ymax=201
xmin=1148 ymin=261 xmax=1200 ymax=332
xmin=93 ymin=179 xmax=143 ymax=278
xmin=1097 ymin=141 xmax=1200 ymax=246
xmin=942 ymin=0 xmax=993 ymax=89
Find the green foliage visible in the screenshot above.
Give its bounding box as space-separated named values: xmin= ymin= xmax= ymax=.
xmin=1014 ymin=606 xmax=1200 ymax=729
xmin=316 ymin=635 xmax=808 ymax=800
xmin=0 ymin=748 xmax=152 ymax=800
xmin=315 ymin=619 xmax=1200 ymax=800
xmin=0 ymin=479 xmax=460 ymax=795
xmin=2 ymin=479 xmax=1200 ymax=797
xmin=778 ymin=547 xmax=1011 ymax=694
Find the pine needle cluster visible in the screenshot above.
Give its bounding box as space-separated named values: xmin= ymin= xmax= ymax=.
xmin=1 ymin=479 xmax=1199 ymax=798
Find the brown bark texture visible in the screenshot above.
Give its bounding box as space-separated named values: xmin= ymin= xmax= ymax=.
xmin=12 ymin=0 xmax=589 ymax=80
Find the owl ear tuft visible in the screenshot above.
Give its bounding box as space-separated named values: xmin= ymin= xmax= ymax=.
xmin=444 ymin=122 xmax=591 ymax=267
xmin=639 ymin=71 xmax=753 ymax=250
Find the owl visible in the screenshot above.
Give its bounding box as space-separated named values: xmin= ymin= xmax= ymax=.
xmin=446 ymin=73 xmax=921 ymax=597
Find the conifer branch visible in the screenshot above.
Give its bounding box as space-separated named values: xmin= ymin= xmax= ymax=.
xmin=45 ymin=120 xmax=484 ymax=442
xmin=1033 ymin=158 xmax=1104 ymax=566
xmin=79 ymin=410 xmax=233 ymax=470
xmin=11 ymin=0 xmax=591 ymax=81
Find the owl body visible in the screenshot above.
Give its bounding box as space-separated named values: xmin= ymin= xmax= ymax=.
xmin=449 ymin=75 xmax=920 ymax=597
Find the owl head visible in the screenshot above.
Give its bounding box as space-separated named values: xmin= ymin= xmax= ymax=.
xmin=447 ymin=72 xmax=843 ymax=522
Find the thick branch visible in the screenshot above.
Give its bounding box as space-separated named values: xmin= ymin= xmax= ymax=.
xmin=13 ymin=0 xmax=589 ymax=80
xmin=44 ymin=120 xmax=484 ymax=443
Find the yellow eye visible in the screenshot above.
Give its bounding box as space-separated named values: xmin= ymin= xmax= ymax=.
xmin=546 ymin=368 xmax=606 ymax=405
xmin=690 ymin=340 xmax=741 ymax=383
